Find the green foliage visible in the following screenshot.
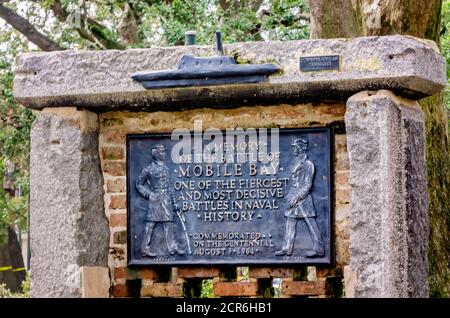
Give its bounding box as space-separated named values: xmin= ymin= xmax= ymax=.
xmin=259 ymin=0 xmax=310 ymax=40
xmin=200 ymin=279 xmax=214 ymax=298
xmin=423 ymin=93 xmax=450 ymax=298
xmin=21 ymin=271 xmax=31 ymax=295
xmin=0 ymin=46 xmax=34 ymax=244
xmin=0 ymin=1 xmax=311 ymax=49
xmin=427 ymin=0 xmax=450 ymax=298
xmin=443 ymin=0 xmax=450 ymax=118
xmin=136 ymin=0 xmax=310 ymax=47
xmin=0 ymin=273 xmax=30 ymax=298
xmin=0 ymin=284 xmax=16 ymax=298
xmin=137 ymin=0 xmax=217 ymax=46
xmin=0 ymin=18 xmax=34 ymax=207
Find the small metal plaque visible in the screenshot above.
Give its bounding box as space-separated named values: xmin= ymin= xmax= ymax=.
xmin=127 ymin=128 xmax=332 ymax=266
xmin=300 ymin=55 xmax=339 ymax=72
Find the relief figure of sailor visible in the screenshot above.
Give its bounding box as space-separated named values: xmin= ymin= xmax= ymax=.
xmin=275 ymin=138 xmax=324 ymax=257
xmin=136 ymin=144 xmax=185 ymax=257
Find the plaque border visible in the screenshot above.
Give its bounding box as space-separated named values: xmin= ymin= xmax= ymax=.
xmin=126 ymin=127 xmax=334 ymax=267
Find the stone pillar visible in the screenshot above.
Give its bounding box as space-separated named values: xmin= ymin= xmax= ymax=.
xmin=30 ymin=108 xmax=110 ymax=297
xmin=344 ymin=90 xmax=429 ymax=297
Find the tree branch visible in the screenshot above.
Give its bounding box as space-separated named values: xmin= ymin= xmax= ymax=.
xmin=49 ymin=0 xmax=68 ymax=21
xmin=257 ymin=8 xmax=310 ymax=22
xmin=48 ymin=0 xmax=125 ymax=49
xmin=0 ymin=2 xmax=62 ymax=51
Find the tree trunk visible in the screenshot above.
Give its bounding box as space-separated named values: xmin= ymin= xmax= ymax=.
xmin=309 ymin=0 xmax=450 ymax=297
xmin=309 ymin=0 xmax=362 ymax=38
xmin=0 ymin=226 xmax=26 ymax=293
xmin=117 ymin=2 xmax=140 ymax=45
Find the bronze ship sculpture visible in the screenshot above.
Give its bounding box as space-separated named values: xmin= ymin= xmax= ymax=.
xmin=132 ymin=31 xmax=281 ymax=89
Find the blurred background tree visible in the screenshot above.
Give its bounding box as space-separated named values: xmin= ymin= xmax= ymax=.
xmin=0 ymin=0 xmax=312 ymax=293
xmin=0 ymin=0 xmax=312 ymax=241
xmin=0 ymin=0 xmax=448 ymax=296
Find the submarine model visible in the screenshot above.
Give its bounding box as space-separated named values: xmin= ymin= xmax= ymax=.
xmin=131 ymin=31 xmax=281 ymax=89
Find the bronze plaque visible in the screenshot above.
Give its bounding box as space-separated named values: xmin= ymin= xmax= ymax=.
xmin=300 ymin=55 xmax=340 ymax=72
xmin=127 ymin=128 xmax=333 ymax=266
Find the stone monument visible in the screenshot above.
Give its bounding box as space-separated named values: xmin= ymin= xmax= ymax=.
xmin=13 ymin=35 xmax=446 ymax=298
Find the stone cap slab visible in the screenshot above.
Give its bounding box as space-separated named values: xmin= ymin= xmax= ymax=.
xmin=13 ymin=35 xmax=446 ymax=111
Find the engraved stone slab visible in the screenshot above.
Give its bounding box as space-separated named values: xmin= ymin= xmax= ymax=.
xmin=127 ymin=128 xmax=332 ymax=266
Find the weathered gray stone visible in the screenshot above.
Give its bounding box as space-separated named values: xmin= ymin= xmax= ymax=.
xmin=30 ymin=108 xmax=110 ymax=298
xmin=14 ymin=35 xmax=445 ymax=110
xmin=345 ymin=90 xmax=428 ymax=297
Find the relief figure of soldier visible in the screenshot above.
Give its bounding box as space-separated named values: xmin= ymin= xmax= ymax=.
xmin=136 ymin=144 xmax=185 ymax=257
xmin=275 ymin=138 xmax=324 ymax=257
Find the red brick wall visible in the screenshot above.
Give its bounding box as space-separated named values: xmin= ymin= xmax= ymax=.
xmin=99 ymin=103 xmax=350 ymax=298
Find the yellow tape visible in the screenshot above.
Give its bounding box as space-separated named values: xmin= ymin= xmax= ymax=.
xmin=0 ymin=266 xmax=26 ymax=272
